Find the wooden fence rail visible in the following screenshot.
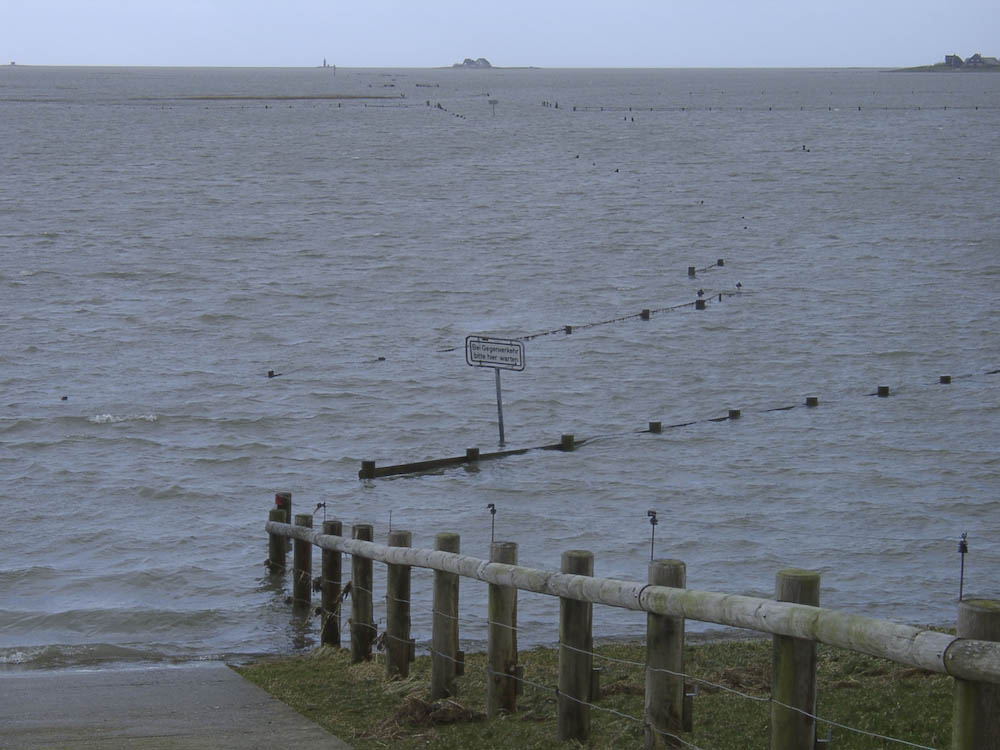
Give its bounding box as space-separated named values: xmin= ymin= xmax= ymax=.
xmin=266 ymin=515 xmax=1000 ymax=749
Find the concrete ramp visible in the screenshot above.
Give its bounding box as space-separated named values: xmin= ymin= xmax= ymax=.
xmin=0 ymin=662 xmax=351 ymax=749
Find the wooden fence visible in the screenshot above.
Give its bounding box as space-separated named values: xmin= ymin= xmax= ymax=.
xmin=266 ymin=510 xmax=1000 ymax=749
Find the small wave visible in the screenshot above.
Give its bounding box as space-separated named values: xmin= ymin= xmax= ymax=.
xmin=88 ymin=414 xmax=158 ymax=425
xmin=0 ymin=643 xmax=176 ymax=670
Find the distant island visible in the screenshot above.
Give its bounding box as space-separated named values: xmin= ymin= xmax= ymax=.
xmin=898 ymin=52 xmax=1000 ymax=72
xmin=453 ymin=57 xmax=492 ymax=69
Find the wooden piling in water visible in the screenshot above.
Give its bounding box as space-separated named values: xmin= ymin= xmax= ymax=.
xmin=350 ymin=523 xmax=375 ymax=663
xmin=292 ymin=514 xmax=313 ymax=608
xmin=645 ymin=559 xmax=686 ymax=749
xmin=558 ymin=549 xmax=594 ymax=742
xmin=771 ymin=569 xmax=820 ymax=750
xmin=275 ymin=492 xmax=291 ymax=551
xmin=487 ymin=541 xmax=519 ymax=717
xmin=267 ymin=508 xmax=286 ymax=574
xmin=386 ymin=530 xmax=413 ymax=678
xmin=953 ymin=598 xmax=1000 ymax=750
xmin=431 ymin=532 xmax=461 ymax=699
xmin=321 ymin=519 xmax=343 ymax=647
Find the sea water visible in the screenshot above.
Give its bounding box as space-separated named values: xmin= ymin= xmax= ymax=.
xmin=1 ymin=65 xmax=998 ymax=670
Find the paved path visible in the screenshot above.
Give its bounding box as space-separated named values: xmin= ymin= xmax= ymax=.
xmin=0 ymin=662 xmax=351 ymax=749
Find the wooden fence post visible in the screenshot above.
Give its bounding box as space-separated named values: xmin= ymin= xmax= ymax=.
xmin=350 ymin=523 xmax=375 ymax=663
xmin=487 ymin=541 xmax=519 ymax=717
xmin=645 ymin=559 xmax=686 ymax=749
xmin=267 ymin=508 xmax=286 ymax=574
xmin=953 ymin=599 xmax=1000 ymax=750
xmin=291 ymin=514 xmax=313 ymax=609
xmin=771 ymin=569 xmax=820 ymax=750
xmin=386 ymin=530 xmax=412 ymax=679
xmin=431 ymin=532 xmax=461 ymax=699
xmin=321 ymin=519 xmax=343 ymax=647
xmin=558 ymin=549 xmax=594 ymax=742
xmin=275 ymin=492 xmax=291 ymax=551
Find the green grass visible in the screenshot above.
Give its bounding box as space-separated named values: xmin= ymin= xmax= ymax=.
xmin=236 ymin=638 xmax=952 ymax=749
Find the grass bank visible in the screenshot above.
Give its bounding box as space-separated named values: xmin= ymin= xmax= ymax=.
xmin=237 ymin=637 xmax=951 ymax=749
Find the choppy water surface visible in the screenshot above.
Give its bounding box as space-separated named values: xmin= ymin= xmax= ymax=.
xmin=1 ymin=66 xmax=998 ymax=669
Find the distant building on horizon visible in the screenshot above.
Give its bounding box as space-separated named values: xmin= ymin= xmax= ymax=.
xmin=944 ymin=52 xmax=1000 ymax=68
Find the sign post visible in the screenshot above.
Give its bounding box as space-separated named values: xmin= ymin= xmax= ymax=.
xmin=465 ymin=336 xmax=525 ymax=447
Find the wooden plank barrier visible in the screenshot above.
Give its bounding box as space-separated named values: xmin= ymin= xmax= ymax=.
xmin=267 ymin=513 xmax=1000 ymax=748
xmin=359 ymin=436 xmax=576 ymax=479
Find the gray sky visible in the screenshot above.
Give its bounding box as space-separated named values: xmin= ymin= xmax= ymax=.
xmin=4 ymin=0 xmax=998 ymax=68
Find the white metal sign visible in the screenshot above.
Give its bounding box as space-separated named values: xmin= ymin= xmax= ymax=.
xmin=465 ymin=336 xmax=525 ymax=371
xmin=465 ymin=335 xmax=525 ymax=447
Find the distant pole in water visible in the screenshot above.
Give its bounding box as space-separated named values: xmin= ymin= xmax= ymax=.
xmin=647 ymin=510 xmax=658 ymax=561
xmin=959 ymin=533 xmax=969 ymax=600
